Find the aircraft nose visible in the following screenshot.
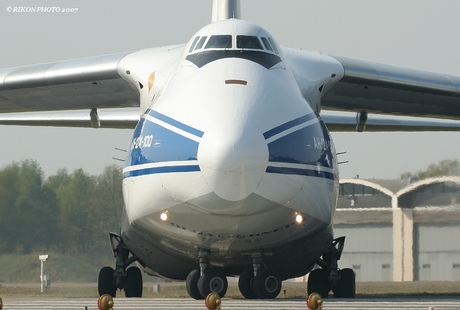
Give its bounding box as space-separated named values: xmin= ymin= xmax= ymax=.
xmin=197 ymin=118 xmax=268 ymax=201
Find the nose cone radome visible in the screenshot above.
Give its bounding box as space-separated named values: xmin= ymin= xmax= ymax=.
xmin=198 ymin=119 xmax=268 ymax=201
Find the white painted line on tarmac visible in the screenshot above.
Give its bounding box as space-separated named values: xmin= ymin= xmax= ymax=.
xmin=1 ymin=298 xmax=459 ymax=310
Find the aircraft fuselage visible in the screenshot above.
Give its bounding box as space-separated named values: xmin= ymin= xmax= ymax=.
xmin=120 ymin=19 xmax=339 ymax=281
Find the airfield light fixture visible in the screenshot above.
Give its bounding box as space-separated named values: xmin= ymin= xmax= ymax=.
xmin=97 ymin=294 xmax=114 ymax=310
xmin=205 ymin=292 xmax=221 ymax=310
xmin=307 ymin=292 xmax=323 ymax=310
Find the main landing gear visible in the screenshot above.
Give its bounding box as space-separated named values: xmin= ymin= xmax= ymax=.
xmin=237 ymin=252 xmax=282 ymax=299
xmin=186 ymin=250 xmax=228 ymax=299
xmin=307 ymin=237 xmax=356 ymax=298
xmin=98 ymin=233 xmax=143 ymax=298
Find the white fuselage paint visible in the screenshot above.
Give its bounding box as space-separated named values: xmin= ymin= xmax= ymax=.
xmin=119 ymin=19 xmax=342 ymax=279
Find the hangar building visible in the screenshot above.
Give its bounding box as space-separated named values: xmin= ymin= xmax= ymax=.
xmin=333 ymin=176 xmax=460 ymax=282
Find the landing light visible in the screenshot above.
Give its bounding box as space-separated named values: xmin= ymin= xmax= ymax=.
xmin=160 ymin=212 xmax=168 ymax=221
xmin=295 ymin=214 xmax=303 ymax=224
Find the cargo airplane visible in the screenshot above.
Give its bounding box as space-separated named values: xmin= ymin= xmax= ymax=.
xmin=1 ymin=0 xmax=460 ymax=300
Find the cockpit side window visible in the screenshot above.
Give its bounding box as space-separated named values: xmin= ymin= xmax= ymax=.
xmin=236 ymin=35 xmax=263 ymax=50
xmin=261 ymin=37 xmax=274 ymax=52
xmin=195 ymin=36 xmax=208 ymax=50
xmin=189 ymin=36 xmax=201 ymax=53
xmin=205 ymin=35 xmax=232 ymax=49
xmin=267 ymin=37 xmax=279 ymax=54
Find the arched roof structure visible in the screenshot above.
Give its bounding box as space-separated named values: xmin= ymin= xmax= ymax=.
xmin=339 ymin=176 xmax=460 ymax=209
xmin=397 ymin=176 xmax=460 ymax=209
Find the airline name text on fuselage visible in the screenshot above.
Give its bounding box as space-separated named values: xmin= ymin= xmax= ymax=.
xmin=168 ymin=221 xmax=296 ymax=242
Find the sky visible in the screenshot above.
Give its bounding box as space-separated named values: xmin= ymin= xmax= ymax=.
xmin=1 ymin=0 xmax=460 ymax=179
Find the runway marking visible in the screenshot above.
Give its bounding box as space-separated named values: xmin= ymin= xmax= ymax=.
xmin=1 ymin=298 xmax=459 ymax=309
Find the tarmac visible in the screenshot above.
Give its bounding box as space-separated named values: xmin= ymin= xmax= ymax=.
xmin=1 ymin=297 xmax=460 ymax=310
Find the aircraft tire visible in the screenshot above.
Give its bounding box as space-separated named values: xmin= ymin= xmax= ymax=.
xmin=197 ymin=269 xmax=228 ymax=298
xmin=124 ymin=266 xmax=143 ymax=298
xmin=238 ymin=268 xmax=258 ymax=299
xmin=307 ymin=269 xmax=329 ymax=299
xmin=186 ymin=269 xmax=204 ymax=299
xmin=333 ymin=268 xmax=356 ymax=298
xmin=98 ymin=266 xmax=116 ymax=297
xmin=253 ymin=269 xmax=282 ymax=299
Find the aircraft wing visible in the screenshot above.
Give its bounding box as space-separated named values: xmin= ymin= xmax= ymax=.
xmin=3 ymin=45 xmax=460 ymax=131
xmin=283 ymin=48 xmax=460 ymax=131
xmin=322 ymin=55 xmax=460 ymax=120
xmin=0 ymin=44 xmax=187 ymax=128
xmin=0 ymin=52 xmax=138 ymax=114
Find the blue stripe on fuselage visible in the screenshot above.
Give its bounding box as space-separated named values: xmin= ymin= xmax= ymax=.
xmin=125 ymin=110 xmax=336 ymax=181
xmin=123 ymin=165 xmax=200 ymax=178
xmin=264 ymin=115 xmax=336 ymax=180
xmin=125 ymin=111 xmax=201 ymax=178
xmin=263 ymin=113 xmax=316 ymax=140
xmin=265 ymin=166 xmax=335 ymax=180
xmin=150 ymin=110 xmax=204 ymax=138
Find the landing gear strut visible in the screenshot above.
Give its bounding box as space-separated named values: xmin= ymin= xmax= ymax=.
xmin=98 ymin=233 xmax=143 ymax=298
xmin=307 ymin=237 xmax=355 ymax=298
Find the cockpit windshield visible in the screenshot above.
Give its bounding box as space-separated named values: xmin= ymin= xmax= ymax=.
xmin=236 ymin=35 xmax=263 ymax=50
xmin=189 ymin=36 xmax=200 ymax=53
xmin=186 ymin=34 xmax=282 ymax=69
xmin=205 ymin=35 xmax=232 ymax=49
xmin=195 ymin=36 xmax=207 ymax=50
xmin=261 ymin=37 xmax=274 ymax=52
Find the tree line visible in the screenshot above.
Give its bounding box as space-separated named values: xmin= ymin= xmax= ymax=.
xmin=400 ymin=158 xmax=460 ymax=180
xmin=0 ymin=160 xmax=123 ymax=260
